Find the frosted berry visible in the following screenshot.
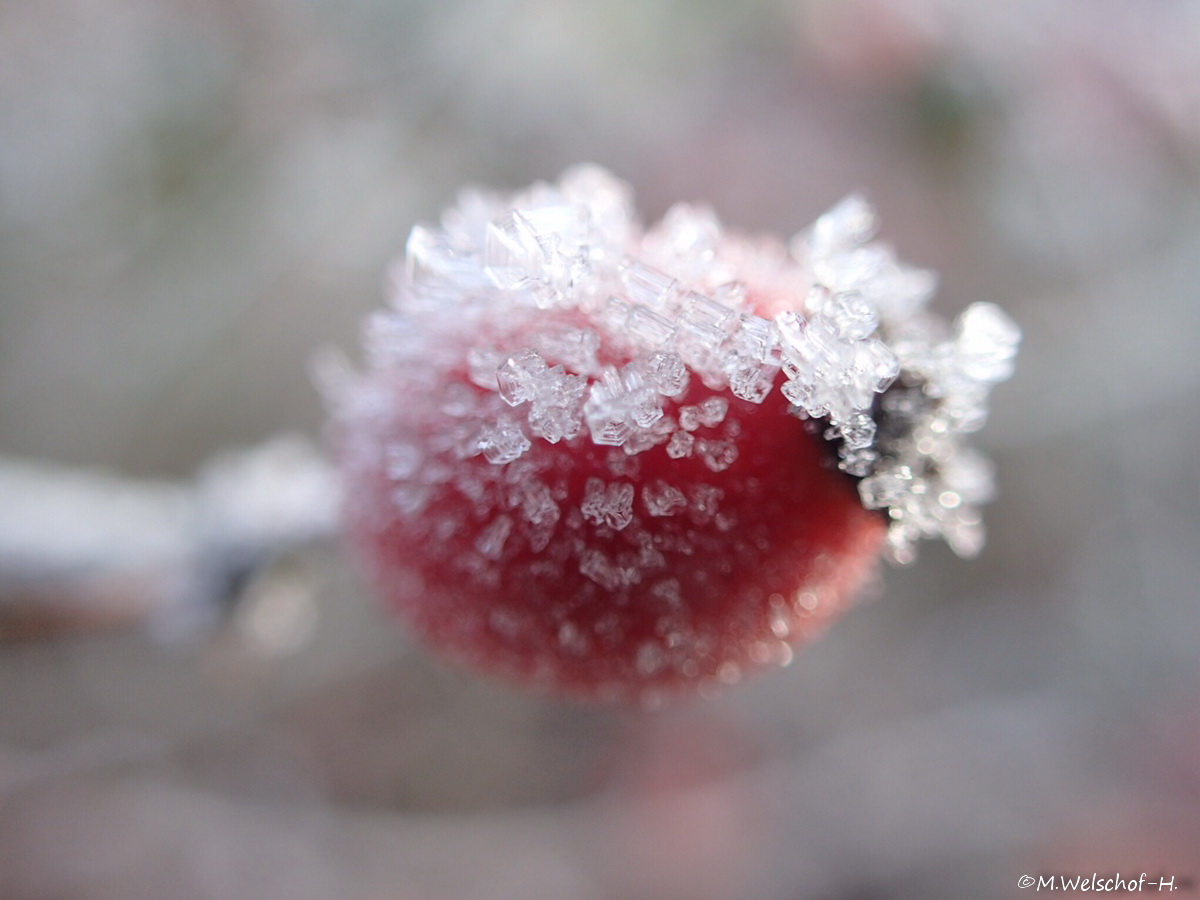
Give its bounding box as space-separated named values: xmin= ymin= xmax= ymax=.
xmin=328 ymin=166 xmax=1019 ymax=701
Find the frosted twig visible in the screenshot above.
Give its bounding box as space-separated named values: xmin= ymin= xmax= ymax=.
xmin=0 ymin=436 xmax=340 ymax=640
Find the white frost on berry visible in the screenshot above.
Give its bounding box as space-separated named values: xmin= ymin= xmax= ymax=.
xmin=580 ymin=478 xmax=635 ymax=531
xmin=343 ymin=165 xmax=1019 ymax=563
xmin=642 ymin=480 xmax=688 ymax=517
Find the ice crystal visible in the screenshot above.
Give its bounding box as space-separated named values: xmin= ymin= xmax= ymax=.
xmin=581 ymin=478 xmax=635 ymax=531
xmin=477 ymin=418 xmax=530 ymax=465
xmin=697 ymin=438 xmax=738 ymax=473
xmin=665 ymin=430 xmax=695 ymax=459
xmin=642 ymin=480 xmax=688 ymax=517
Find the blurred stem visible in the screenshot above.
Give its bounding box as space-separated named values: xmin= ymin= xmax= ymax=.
xmin=0 ymin=436 xmax=339 ymax=641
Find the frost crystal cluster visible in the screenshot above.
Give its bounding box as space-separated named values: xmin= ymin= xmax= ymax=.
xmin=357 ymin=165 xmax=1018 ymax=562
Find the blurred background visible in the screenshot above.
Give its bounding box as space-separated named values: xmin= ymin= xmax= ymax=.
xmin=2 ymin=0 xmax=1199 ymax=896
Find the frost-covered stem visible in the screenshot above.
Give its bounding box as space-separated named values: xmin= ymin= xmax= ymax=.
xmin=0 ymin=436 xmax=339 ymax=640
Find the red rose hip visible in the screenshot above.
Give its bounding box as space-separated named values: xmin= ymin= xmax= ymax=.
xmin=328 ymin=167 xmax=1019 ymax=701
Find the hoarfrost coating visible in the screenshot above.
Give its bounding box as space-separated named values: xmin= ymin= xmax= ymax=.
xmin=328 ymin=165 xmax=1020 ymax=699
xmin=339 ymin=165 xmax=1019 ymax=564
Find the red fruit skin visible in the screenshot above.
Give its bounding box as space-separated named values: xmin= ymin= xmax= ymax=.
xmin=338 ymin=360 xmax=885 ymax=702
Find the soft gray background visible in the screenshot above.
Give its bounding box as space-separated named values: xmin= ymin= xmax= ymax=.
xmin=2 ymin=1 xmax=1198 ymax=897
